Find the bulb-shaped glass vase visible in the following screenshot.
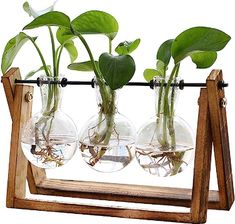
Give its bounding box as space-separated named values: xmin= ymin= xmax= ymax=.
xmin=135 ymin=77 xmax=194 ymax=177
xmin=21 ymin=75 xmax=78 ymax=169
xmin=79 ymin=78 xmax=136 ymax=173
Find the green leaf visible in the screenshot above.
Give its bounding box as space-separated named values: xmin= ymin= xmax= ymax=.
xmin=115 ymin=39 xmax=141 ymax=55
xmin=56 ymin=27 xmax=75 ymax=44
xmin=157 ymin=39 xmax=174 ymax=66
xmin=1 ymin=32 xmax=35 ymax=74
xmin=156 ymin=60 xmax=166 ymax=75
xmin=64 ymin=41 xmax=78 ymax=63
xmin=23 ymin=11 xmax=71 ymax=30
xmin=25 ymin=65 xmax=51 ymax=79
xmin=190 ymin=51 xmax=217 ymax=69
xmin=71 ymin=10 xmax=119 ymax=40
xmin=144 ymin=69 xmax=162 ymax=82
xmin=172 ymin=26 xmax=231 ymax=64
xmin=68 ymin=61 xmax=98 ymax=72
xmin=99 ymin=53 xmax=135 ymax=90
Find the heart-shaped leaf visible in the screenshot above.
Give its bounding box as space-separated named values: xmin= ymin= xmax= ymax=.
xmin=99 ymin=53 xmax=135 ymax=90
xmin=71 ymin=10 xmax=119 ymax=40
xmin=190 ymin=51 xmax=217 ymax=69
xmin=1 ymin=32 xmax=35 ymax=74
xmin=115 ymin=39 xmax=141 ymax=55
xmin=23 ymin=11 xmax=71 ymax=30
xmin=157 ymin=39 xmax=174 ymax=66
xmin=144 ymin=69 xmax=162 ymax=82
xmin=172 ymin=26 xmax=231 ymax=64
xmin=68 ymin=61 xmax=98 ymax=72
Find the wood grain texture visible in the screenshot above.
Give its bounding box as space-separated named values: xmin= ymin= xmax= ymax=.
xmin=191 ymin=89 xmax=212 ymax=223
xmin=14 ymin=198 xmax=192 ymax=223
xmin=27 ymin=164 xmax=46 ymax=194
xmin=2 ymin=68 xmax=47 ymax=196
xmin=27 ymin=164 xmax=38 ymax=194
xmin=36 ymin=178 xmax=220 ymax=209
xmin=2 ymin=68 xmax=46 ymax=207
xmin=1 ymin=68 xmax=21 ymax=118
xmin=6 ymin=85 xmax=33 ymax=207
xmin=14 ymin=85 xmax=34 ymax=199
xmin=207 ymin=70 xmax=234 ymax=210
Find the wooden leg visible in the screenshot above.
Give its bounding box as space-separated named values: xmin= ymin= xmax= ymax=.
xmin=1 ymin=68 xmax=21 ymax=118
xmin=2 ymin=68 xmax=46 ymax=200
xmin=191 ymin=89 xmax=212 ymax=223
xmin=207 ymin=70 xmax=234 ymax=210
xmin=27 ymin=164 xmax=47 ymax=194
xmin=6 ymin=85 xmax=33 ymax=207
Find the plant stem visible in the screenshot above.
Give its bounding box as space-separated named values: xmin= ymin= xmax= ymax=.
xmin=95 ymin=90 xmax=116 ymax=161
xmin=56 ymin=46 xmax=64 ymax=79
xmin=28 ymin=37 xmax=50 ymax=77
xmin=156 ymin=67 xmax=166 ymax=117
xmin=76 ymin=34 xmax=117 ymax=165
xmin=170 ymin=64 xmax=180 ymax=116
xmin=48 ymin=27 xmax=57 ymax=77
xmin=155 ymin=68 xmax=166 ymax=145
xmin=163 ymin=64 xmax=179 ymax=116
xmin=109 ymin=38 xmax=112 ymax=54
xmin=76 ymin=34 xmax=112 ymax=115
xmin=76 ymin=34 xmax=100 ymax=78
xmin=158 ymin=64 xmax=178 ymax=148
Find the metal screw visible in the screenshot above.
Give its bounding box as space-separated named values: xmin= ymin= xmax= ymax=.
xmin=220 ymin=97 xmax=227 ymax=108
xmin=25 ymin=92 xmax=33 ymax=102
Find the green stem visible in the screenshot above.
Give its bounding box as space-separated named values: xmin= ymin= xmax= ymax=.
xmin=48 ymin=27 xmax=57 ymax=77
xmin=28 ymin=37 xmax=50 ymax=77
xmin=156 ymin=67 xmax=166 ymax=118
xmin=56 ymin=46 xmax=64 ymax=77
xmin=76 ymin=34 xmax=117 ymax=164
xmin=76 ymin=34 xmax=111 ymax=114
xmin=96 ymin=90 xmax=116 ymax=159
xmin=158 ymin=64 xmax=179 ymax=148
xmin=76 ymin=34 xmax=100 ymax=78
xmin=162 ymin=114 xmax=168 ymax=147
xmin=109 ymin=38 xmax=112 ymax=54
xmin=170 ymin=64 xmax=180 ymax=116
xmin=163 ymin=64 xmax=179 ymax=116
xmin=167 ymin=64 xmax=180 ymax=149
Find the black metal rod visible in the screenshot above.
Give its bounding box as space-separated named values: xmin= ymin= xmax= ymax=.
xmin=126 ymin=82 xmax=150 ymax=87
xmin=14 ymin=79 xmax=228 ymax=89
xmin=182 ymin=83 xmax=207 ymax=87
xmin=14 ymin=79 xmax=92 ymax=85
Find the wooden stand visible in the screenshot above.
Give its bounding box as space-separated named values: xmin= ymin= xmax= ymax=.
xmin=2 ymin=68 xmax=234 ymax=223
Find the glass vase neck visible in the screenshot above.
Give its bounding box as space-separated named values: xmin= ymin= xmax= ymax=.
xmin=153 ymin=76 xmax=180 ymax=117
xmin=93 ymin=77 xmax=119 ymax=115
xmin=39 ymin=75 xmax=63 ymax=116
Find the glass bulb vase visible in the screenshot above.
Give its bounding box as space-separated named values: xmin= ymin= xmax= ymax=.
xmin=135 ymin=77 xmax=194 ymax=177
xmin=21 ymin=75 xmax=78 ymax=169
xmin=79 ymin=78 xmax=136 ymax=173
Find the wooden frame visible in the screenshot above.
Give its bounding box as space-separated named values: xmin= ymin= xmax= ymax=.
xmin=2 ymin=68 xmax=234 ymax=223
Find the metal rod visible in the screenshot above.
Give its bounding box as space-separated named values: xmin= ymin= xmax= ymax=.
xmin=14 ymin=79 xmax=228 ymax=90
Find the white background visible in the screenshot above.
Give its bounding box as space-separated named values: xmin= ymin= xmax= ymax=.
xmin=0 ymin=0 xmax=235 ymax=223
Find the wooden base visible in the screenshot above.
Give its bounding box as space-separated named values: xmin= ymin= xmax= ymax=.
xmin=35 ymin=179 xmax=221 ymax=209
xmin=2 ymin=68 xmax=234 ymax=223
